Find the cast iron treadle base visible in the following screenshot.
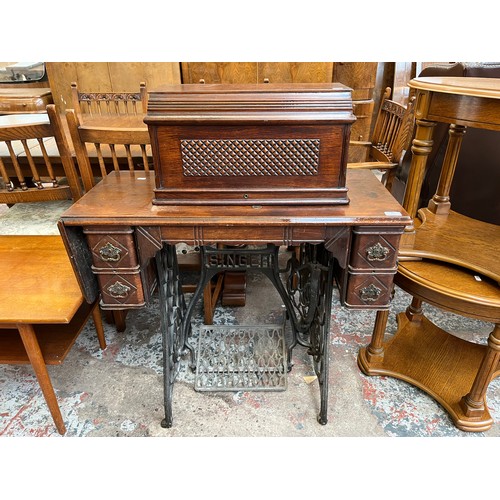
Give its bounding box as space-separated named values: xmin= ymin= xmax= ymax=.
xmin=195 ymin=324 xmax=287 ymax=392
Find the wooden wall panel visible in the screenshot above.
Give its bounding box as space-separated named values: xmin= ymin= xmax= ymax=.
xmin=392 ymin=62 xmax=416 ymax=105
xmin=46 ymin=62 xmax=182 ymax=112
xmin=257 ymin=63 xmax=334 ymax=83
xmin=181 ymin=62 xmax=258 ymax=83
xmin=45 ymin=62 xmax=79 ymax=110
xmin=181 ymin=62 xmax=334 ymax=84
xmin=333 ymin=62 xmax=378 ymax=100
xmin=107 ymin=62 xmax=181 ymax=90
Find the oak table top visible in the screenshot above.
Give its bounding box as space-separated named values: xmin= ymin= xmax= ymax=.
xmin=0 ymin=235 xmax=83 ymax=324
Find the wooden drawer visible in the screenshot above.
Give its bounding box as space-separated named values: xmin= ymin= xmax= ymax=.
xmin=342 ymin=271 xmax=395 ymax=309
xmin=350 ymin=227 xmax=401 ymax=271
xmin=85 ymin=227 xmax=138 ymax=269
xmin=94 ymin=268 xmax=146 ymax=308
xmin=0 ymin=88 xmax=53 ymax=114
xmin=84 ymin=226 xmax=148 ymax=308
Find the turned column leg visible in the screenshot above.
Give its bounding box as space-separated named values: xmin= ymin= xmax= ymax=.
xmin=460 ymin=324 xmax=500 ymax=418
xmin=365 ymin=310 xmax=389 ymax=363
xmin=427 ymin=124 xmax=466 ymax=215
xmin=402 ymin=118 xmax=436 ymax=220
xmin=405 ymin=296 xmax=423 ymax=321
xmin=18 ymin=323 xmax=66 ymax=435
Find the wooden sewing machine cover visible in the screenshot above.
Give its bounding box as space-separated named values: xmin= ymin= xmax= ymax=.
xmin=145 ymin=83 xmax=355 ymax=205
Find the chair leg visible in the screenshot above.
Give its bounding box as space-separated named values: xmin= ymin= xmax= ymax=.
xmin=203 ymin=282 xmax=214 ymax=325
xmin=17 ymin=323 xmax=66 ymax=435
xmin=203 ymin=274 xmax=224 ymax=325
xmin=92 ymin=304 xmax=107 ymax=350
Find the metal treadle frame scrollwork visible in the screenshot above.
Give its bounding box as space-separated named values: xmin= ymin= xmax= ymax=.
xmin=284 ymin=243 xmax=334 ymax=424
xmin=155 ymin=242 xmax=335 ymax=428
xmin=155 ymin=244 xmax=189 ymax=428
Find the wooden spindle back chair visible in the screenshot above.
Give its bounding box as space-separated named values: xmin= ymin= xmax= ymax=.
xmin=65 ymin=108 xmax=152 ymax=193
xmin=0 ymin=105 xmax=82 ymax=204
xmin=71 ymin=82 xmax=148 ymax=121
xmin=348 ymin=87 xmax=415 ymax=191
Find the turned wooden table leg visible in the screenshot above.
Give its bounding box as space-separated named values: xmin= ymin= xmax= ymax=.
xmin=17 ymin=323 xmax=66 ymax=435
xmin=427 ymin=124 xmax=467 ymax=215
xmin=460 ymin=324 xmax=500 ymax=418
xmin=405 ymin=296 xmax=423 ymax=321
xmin=403 ymin=117 xmax=436 ymax=220
xmin=365 ymin=309 xmax=389 ymax=363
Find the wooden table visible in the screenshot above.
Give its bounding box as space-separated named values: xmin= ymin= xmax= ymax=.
xmin=358 ymin=77 xmax=500 ymax=431
xmin=0 ymin=235 xmax=105 ymax=434
xmin=59 ymin=168 xmax=410 ymax=428
xmin=0 ymin=88 xmax=53 ymax=115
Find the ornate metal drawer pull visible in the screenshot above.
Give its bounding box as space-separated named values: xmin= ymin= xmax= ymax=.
xmin=107 ymin=281 xmax=131 ymax=298
xmin=99 ymin=242 xmax=122 ymax=262
xmin=366 ymin=242 xmax=390 ymax=261
xmin=359 ymin=283 xmax=382 ymax=302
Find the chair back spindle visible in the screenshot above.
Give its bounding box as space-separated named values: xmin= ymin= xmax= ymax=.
xmin=65 ymin=108 xmax=152 ymax=193
xmin=71 ymin=82 xmax=148 ymax=121
xmin=0 ymin=105 xmax=82 ymax=204
xmin=348 ymin=87 xmax=415 ymax=191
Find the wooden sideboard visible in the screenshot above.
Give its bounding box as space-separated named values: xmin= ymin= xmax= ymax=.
xmin=0 ymin=88 xmax=53 ymax=114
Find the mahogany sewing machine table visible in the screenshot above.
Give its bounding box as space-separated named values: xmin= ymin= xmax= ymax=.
xmin=58 ymin=169 xmax=410 ymax=427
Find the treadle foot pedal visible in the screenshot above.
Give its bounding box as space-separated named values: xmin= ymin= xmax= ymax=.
xmin=195 ymin=324 xmax=288 ymax=392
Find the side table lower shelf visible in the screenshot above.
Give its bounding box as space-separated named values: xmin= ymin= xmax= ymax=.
xmin=0 ymin=301 xmax=97 ymax=365
xmin=358 ymin=312 xmax=500 ymax=432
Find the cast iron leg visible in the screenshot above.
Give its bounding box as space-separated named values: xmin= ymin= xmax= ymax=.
xmin=284 ymin=243 xmax=334 ymax=424
xmin=156 ymin=244 xmax=187 ymax=429
xmin=156 ymin=242 xmax=334 ymax=427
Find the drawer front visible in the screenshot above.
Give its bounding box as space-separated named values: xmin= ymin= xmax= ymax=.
xmin=0 ymin=95 xmax=53 ymax=114
xmin=343 ymin=271 xmax=395 ymax=309
xmin=85 ymin=228 xmax=138 ymax=269
xmin=95 ymin=269 xmax=145 ymax=308
xmin=350 ymin=228 xmax=401 ymax=271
